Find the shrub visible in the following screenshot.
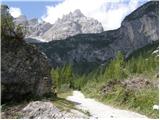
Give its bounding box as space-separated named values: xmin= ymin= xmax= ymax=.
xmin=1 ymin=4 xmax=26 ymax=40
xmin=103 ymin=51 xmax=127 ymax=81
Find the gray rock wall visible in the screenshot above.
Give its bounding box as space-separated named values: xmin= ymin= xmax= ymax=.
xmin=1 ymin=37 xmax=52 ymax=102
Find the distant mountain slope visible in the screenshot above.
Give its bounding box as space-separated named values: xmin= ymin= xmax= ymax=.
xmin=127 ymin=40 xmax=158 ymax=60
xmin=42 ymin=9 xmax=104 ymax=41
xmin=34 ymin=1 xmax=159 ymax=74
xmin=14 ymin=9 xmax=103 ymax=42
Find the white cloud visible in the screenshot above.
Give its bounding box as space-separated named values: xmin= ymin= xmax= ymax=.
xmin=9 ymin=7 xmax=22 ymax=18
xmin=42 ymin=0 xmax=148 ymax=30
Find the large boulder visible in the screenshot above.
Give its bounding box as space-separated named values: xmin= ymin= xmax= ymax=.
xmin=21 ymin=101 xmax=87 ymax=119
xmin=1 ymin=38 xmax=52 ymax=102
xmin=1 ymin=5 xmax=52 ymax=103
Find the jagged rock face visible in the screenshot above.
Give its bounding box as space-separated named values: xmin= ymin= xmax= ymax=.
xmin=1 ymin=37 xmax=52 ymax=102
xmin=14 ymin=15 xmax=28 ymax=25
xmin=42 ymin=9 xmax=104 ymax=41
xmin=27 ymin=20 xmax=52 ymax=37
xmin=14 ymin=9 xmax=103 ymax=42
xmin=34 ymin=1 xmax=159 ymax=73
xmin=120 ymin=1 xmax=159 ymax=56
xmin=14 ymin=17 xmax=52 ymax=39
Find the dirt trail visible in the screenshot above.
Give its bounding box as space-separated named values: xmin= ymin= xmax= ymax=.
xmin=67 ymin=91 xmax=149 ymax=119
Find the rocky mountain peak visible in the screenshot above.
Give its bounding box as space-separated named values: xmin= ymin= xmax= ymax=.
xmin=42 ymin=10 xmax=103 ymax=41
xmin=72 ymin=9 xmax=84 ymax=17
xmin=123 ymin=1 xmax=159 ymax=22
xmin=59 ymin=9 xmax=85 ymax=22
xmin=28 ymin=18 xmax=38 ymax=25
xmin=13 ymin=9 xmax=103 ymax=42
xmin=14 ymin=15 xmax=28 ymax=26
xmin=15 ymin=15 xmax=27 ymax=22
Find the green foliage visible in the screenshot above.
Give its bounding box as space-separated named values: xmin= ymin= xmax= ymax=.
xmin=51 ymin=68 xmax=61 ymax=92
xmin=1 ymin=5 xmax=26 ymax=40
xmin=50 ymin=64 xmax=73 ymax=92
xmin=50 ymin=44 xmax=159 ymax=118
xmin=104 ymin=52 xmax=127 ymax=81
xmin=71 ymin=75 xmax=86 ymax=90
xmin=53 ymin=48 xmax=158 ymax=91
xmin=79 ymin=48 xmax=158 ymax=118
xmin=131 ymin=88 xmax=159 ymax=118
xmin=126 ymin=53 xmax=158 ymax=74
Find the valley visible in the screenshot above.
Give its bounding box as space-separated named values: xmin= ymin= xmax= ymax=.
xmin=1 ymin=1 xmax=159 ymax=119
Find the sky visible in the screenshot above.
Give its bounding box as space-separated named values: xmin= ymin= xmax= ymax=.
xmin=2 ymin=0 xmax=150 ymax=30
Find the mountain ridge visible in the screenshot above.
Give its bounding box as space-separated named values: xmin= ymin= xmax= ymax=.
xmin=34 ymin=1 xmax=159 ymax=74
xmin=14 ymin=9 xmax=104 ymax=42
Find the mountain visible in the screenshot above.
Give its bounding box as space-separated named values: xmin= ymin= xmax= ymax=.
xmin=14 ymin=16 xmax=52 ymax=39
xmin=34 ymin=1 xmax=159 ymax=74
xmin=14 ymin=15 xmax=28 ymax=26
xmin=14 ymin=9 xmax=103 ymax=42
xmin=42 ymin=9 xmax=104 ymax=41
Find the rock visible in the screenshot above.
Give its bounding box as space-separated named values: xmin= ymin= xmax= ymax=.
xmin=42 ymin=9 xmax=104 ymax=41
xmin=21 ymin=101 xmax=60 ymax=119
xmin=1 ymin=100 xmax=88 ymax=119
xmin=155 ymin=73 xmax=159 ymax=78
xmin=27 ymin=20 xmax=52 ymax=37
xmin=34 ymin=1 xmax=159 ymax=73
xmin=13 ymin=9 xmax=103 ymax=42
xmin=121 ymin=77 xmax=151 ymax=90
xmin=14 ymin=17 xmax=52 ymax=40
xmin=1 ymin=37 xmax=52 ymax=102
xmin=21 ymin=101 xmax=87 ymax=119
xmin=1 ymin=5 xmax=9 ymax=16
xmin=101 ymin=75 xmax=156 ymax=96
xmin=153 ymin=105 xmax=159 ymax=110
xmin=14 ymin=15 xmax=28 ymax=26
xmin=1 ymin=5 xmax=53 ymax=103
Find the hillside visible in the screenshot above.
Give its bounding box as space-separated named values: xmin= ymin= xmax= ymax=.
xmin=34 ymin=1 xmax=159 ymax=74
xmin=51 ymin=41 xmax=159 ymax=118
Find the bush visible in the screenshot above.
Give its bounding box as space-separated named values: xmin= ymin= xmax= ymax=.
xmin=103 ymin=51 xmax=127 ymax=81
xmin=50 ymin=64 xmax=73 ymax=92
xmin=1 ymin=4 xmax=26 ymax=40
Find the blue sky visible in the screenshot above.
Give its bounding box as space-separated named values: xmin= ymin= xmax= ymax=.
xmin=2 ymin=1 xmax=61 ymax=19
xmin=1 ymin=0 xmax=149 ymax=30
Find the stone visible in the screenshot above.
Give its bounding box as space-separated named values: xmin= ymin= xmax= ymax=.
xmin=21 ymin=101 xmax=87 ymax=119
xmin=42 ymin=9 xmax=104 ymax=41
xmin=1 ymin=7 xmax=53 ymax=102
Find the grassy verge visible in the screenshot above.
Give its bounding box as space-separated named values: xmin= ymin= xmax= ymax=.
xmin=52 ymin=86 xmax=91 ymax=117
xmin=81 ymin=74 xmax=159 ymax=119
xmin=50 ymin=43 xmax=159 ymax=118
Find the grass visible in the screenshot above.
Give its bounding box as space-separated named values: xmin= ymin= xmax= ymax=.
xmin=52 ymin=97 xmax=91 ymax=117
xmin=52 ymin=85 xmax=91 ymax=117
xmin=81 ymin=73 xmax=159 ymax=119
xmin=57 ymin=84 xmax=73 ymax=98
xmin=52 ymin=97 xmax=75 ymax=111
xmin=49 ymin=42 xmax=159 ymax=119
